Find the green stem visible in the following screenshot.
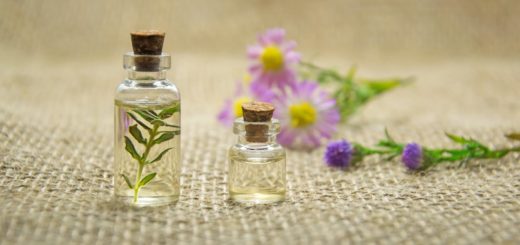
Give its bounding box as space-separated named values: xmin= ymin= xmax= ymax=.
xmin=133 ymin=164 xmax=144 ymax=203
xmin=132 ymin=124 xmax=159 ymax=203
xmin=509 ymin=146 xmax=520 ymax=152
xmin=363 ymin=148 xmax=396 ymax=155
xmin=142 ymin=124 xmax=159 ymax=160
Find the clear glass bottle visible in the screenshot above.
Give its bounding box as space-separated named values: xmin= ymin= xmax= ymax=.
xmin=228 ymin=118 xmax=286 ymax=204
xmin=114 ymin=51 xmax=181 ymax=206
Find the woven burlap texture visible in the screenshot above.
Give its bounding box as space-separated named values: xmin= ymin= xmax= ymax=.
xmin=1 ymin=59 xmax=520 ymax=244
xmin=2 ymin=0 xmax=520 ymax=244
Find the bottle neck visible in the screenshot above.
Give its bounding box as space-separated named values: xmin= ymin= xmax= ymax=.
xmin=236 ymin=134 xmax=278 ymax=146
xmin=123 ymin=52 xmax=171 ymax=82
xmin=126 ymin=70 xmax=167 ymax=81
xmin=232 ymin=118 xmax=281 ymax=147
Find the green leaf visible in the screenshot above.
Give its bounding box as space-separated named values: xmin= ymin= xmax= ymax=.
xmin=385 ymin=128 xmax=395 ymax=143
xmin=157 ymin=130 xmax=180 ymax=135
xmin=362 ymin=79 xmax=403 ymax=95
xmin=134 ymin=110 xmax=158 ymax=122
xmin=445 ymin=133 xmax=489 ymax=151
xmin=151 ymin=119 xmax=180 ymax=129
xmin=150 ymin=120 xmax=179 ymax=129
xmin=129 ymin=125 xmax=146 ymax=144
xmin=505 ymin=133 xmax=520 ymax=141
xmin=139 ymin=172 xmax=156 ymax=187
xmin=151 ymin=119 xmax=165 ymax=127
xmin=121 ymin=174 xmax=133 ymax=189
xmin=147 ymin=110 xmax=158 ymax=117
xmin=124 ymin=136 xmax=141 ymax=161
xmin=376 ymin=140 xmax=402 ymax=150
xmin=487 ymin=150 xmax=510 ymax=159
xmin=355 ymin=84 xmax=373 ymax=101
xmin=150 ymin=147 xmax=173 ymax=164
xmin=164 ymin=123 xmax=180 ymax=128
xmin=127 ymin=112 xmax=151 ymax=130
xmin=159 ymin=105 xmax=180 ymax=119
xmin=345 ymin=66 xmax=357 ymax=81
xmin=153 ymin=131 xmax=176 ymax=144
xmin=445 ymin=133 xmax=469 ymax=144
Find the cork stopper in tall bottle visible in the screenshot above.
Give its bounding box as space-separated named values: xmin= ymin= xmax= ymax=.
xmin=130 ymin=30 xmax=165 ymax=71
xmin=242 ymin=101 xmax=275 ymax=143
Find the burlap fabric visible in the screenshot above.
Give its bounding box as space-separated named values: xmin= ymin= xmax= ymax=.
xmin=1 ymin=1 xmax=520 ymax=244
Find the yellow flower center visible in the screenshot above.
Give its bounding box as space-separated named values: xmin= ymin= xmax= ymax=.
xmin=260 ymin=46 xmax=284 ymax=71
xmin=289 ymin=102 xmax=317 ymax=128
xmin=233 ymin=97 xmax=252 ymax=118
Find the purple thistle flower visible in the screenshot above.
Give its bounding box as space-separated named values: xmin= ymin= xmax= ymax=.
xmin=402 ymin=143 xmax=423 ymax=170
xmin=324 ymin=140 xmax=354 ymax=168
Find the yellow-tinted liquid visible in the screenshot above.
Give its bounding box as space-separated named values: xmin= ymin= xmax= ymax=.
xmin=228 ymin=152 xmax=286 ymax=204
xmin=114 ymin=100 xmax=180 ymax=206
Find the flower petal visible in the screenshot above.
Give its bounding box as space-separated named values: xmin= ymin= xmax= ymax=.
xmin=277 ymin=128 xmax=297 ymax=146
xmin=264 ymin=28 xmax=285 ymax=45
xmin=285 ymin=51 xmax=301 ymax=63
xmin=282 ymin=40 xmax=297 ymax=52
xmin=217 ymin=100 xmax=234 ymax=126
xmin=247 ymin=45 xmax=263 ymax=59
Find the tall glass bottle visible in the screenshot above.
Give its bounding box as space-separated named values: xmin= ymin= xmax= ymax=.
xmin=114 ymin=31 xmax=181 ymax=206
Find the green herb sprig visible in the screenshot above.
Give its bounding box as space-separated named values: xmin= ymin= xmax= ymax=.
xmin=300 ymin=62 xmax=411 ymax=121
xmin=325 ymin=130 xmax=520 ymax=171
xmin=122 ymin=104 xmax=180 ymax=203
xmin=378 ymin=130 xmax=518 ymax=170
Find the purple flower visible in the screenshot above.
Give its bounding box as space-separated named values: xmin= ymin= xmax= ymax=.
xmin=217 ymin=97 xmax=250 ymax=127
xmin=402 ymin=143 xmax=423 ymax=170
xmin=247 ymin=28 xmax=300 ymax=93
xmin=217 ymin=76 xmax=275 ymax=126
xmin=324 ymin=140 xmax=354 ymax=168
xmin=273 ymin=80 xmax=340 ymax=150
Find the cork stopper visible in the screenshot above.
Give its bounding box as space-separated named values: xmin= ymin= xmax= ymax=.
xmin=130 ymin=30 xmax=165 ymax=55
xmin=130 ymin=30 xmax=165 ymax=71
xmin=242 ymin=101 xmax=275 ymax=143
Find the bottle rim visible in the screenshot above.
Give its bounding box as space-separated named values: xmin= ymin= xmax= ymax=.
xmin=123 ymin=52 xmax=171 ymax=71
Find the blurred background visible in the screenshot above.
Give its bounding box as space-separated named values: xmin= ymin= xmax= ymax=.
xmin=1 ymin=0 xmax=519 ymax=133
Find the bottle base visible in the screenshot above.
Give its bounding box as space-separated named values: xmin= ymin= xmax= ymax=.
xmin=115 ymin=195 xmax=179 ymax=207
xmin=229 ymin=191 xmax=285 ymax=204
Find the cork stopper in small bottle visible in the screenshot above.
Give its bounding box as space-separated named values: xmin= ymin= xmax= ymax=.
xmin=242 ymin=101 xmax=275 ymax=143
xmin=131 ymin=30 xmax=165 ymax=55
xmin=130 ymin=30 xmax=165 ymax=71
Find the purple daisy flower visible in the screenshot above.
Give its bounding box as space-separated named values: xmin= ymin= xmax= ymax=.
xmin=247 ymin=28 xmax=301 ymax=92
xmin=402 ymin=143 xmax=423 ymax=170
xmin=324 ymin=140 xmax=354 ymax=168
xmin=273 ymin=80 xmax=340 ymax=150
xmin=217 ymin=76 xmax=275 ymax=127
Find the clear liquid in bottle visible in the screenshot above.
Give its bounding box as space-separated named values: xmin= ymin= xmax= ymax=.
xmin=114 ymin=100 xmax=180 ymax=206
xmin=228 ymin=143 xmax=286 ymax=204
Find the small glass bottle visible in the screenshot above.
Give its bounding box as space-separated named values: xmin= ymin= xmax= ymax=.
xmin=228 ymin=102 xmax=286 ymax=204
xmin=114 ymin=31 xmax=181 ymax=206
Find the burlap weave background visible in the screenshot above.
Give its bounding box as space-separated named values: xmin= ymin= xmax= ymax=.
xmin=1 ymin=1 xmax=519 ymax=244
